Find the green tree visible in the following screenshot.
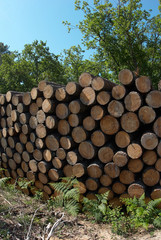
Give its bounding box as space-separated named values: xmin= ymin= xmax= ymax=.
xmin=0 ymin=42 xmax=10 ymax=64
xmin=0 ymin=40 xmax=65 ymax=93
xmin=64 ymin=0 xmax=161 ymax=86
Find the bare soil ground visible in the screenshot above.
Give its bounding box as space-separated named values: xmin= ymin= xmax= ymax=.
xmin=1 ymin=187 xmax=161 ymax=240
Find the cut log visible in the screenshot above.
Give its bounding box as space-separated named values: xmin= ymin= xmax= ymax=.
xmin=96 ymin=91 xmax=111 ymax=105
xmin=112 ymin=182 xmax=126 ymax=195
xmin=135 ymin=76 xmax=151 ymax=93
xmin=146 ymin=90 xmax=161 ymax=108
xmin=22 ymin=151 xmax=31 ymax=162
xmin=48 ymin=168 xmax=60 ymax=181
xmin=141 ymin=132 xmax=158 ymax=150
xmin=127 ymin=143 xmax=142 ymax=159
xmin=68 ymin=114 xmax=82 ymax=127
xmin=31 ymin=87 xmax=42 ymax=100
xmin=128 ymin=159 xmax=144 ymax=173
xmin=119 ymin=170 xmax=135 ymax=185
xmin=15 ymin=142 xmax=24 ymax=154
xmin=78 ymin=141 xmax=96 ymax=159
xmin=92 ymin=76 xmax=116 ymax=91
xmin=0 ymin=106 xmax=6 ymax=117
xmin=60 ymin=136 xmax=75 ymax=150
xmin=142 ymin=168 xmax=160 ymax=186
xmin=87 ymin=163 xmax=102 ymax=178
xmin=43 ymin=149 xmax=55 ymax=162
xmin=43 ymin=85 xmax=56 ymax=99
xmin=91 ymin=130 xmax=106 ymax=147
xmin=66 ymin=82 xmax=82 ymax=96
xmin=6 ymin=103 xmax=12 ymax=117
xmin=90 ymin=105 xmax=104 ymax=120
xmin=38 ymin=173 xmax=48 ymax=184
xmin=38 ymin=161 xmax=51 ymax=173
xmin=124 ymin=91 xmax=141 ymax=112
xmin=34 ymin=180 xmax=44 ymax=190
xmin=79 ymin=72 xmax=94 ymax=87
xmin=56 ymin=103 xmax=69 ymax=119
xmin=118 ymin=69 xmax=134 ymax=85
xmin=38 ymin=80 xmax=63 ymax=92
xmin=80 ymin=87 xmax=96 ymax=106
xmin=128 ymin=182 xmax=145 ymax=198
xmin=45 ymin=115 xmax=57 ymax=129
xmin=98 ymin=145 xmax=114 ymax=163
xmin=11 ymin=110 xmax=19 ymax=122
xmin=19 ymin=113 xmax=30 ymax=124
xmin=100 ymin=115 xmax=119 ymax=135
xmin=22 ymin=124 xmax=31 ymax=135
xmin=56 ymin=148 xmax=66 ymax=160
xmin=1 ymin=118 xmax=6 ymax=128
xmin=155 ymin=158 xmax=161 ymax=172
xmin=73 ymin=163 xmax=86 ymax=178
xmin=36 ymin=124 xmax=47 ymax=138
xmin=98 ymin=187 xmax=114 ymax=200
xmin=100 ymin=174 xmax=112 ymax=187
xmin=17 ymin=168 xmax=25 ymax=178
xmin=138 ymin=106 xmax=156 ymax=124
xmin=121 ymin=112 xmax=140 ymax=133
xmin=58 ymin=120 xmax=70 ymax=135
xmin=45 ymin=135 xmax=59 ymax=151
xmin=14 ymin=123 xmax=21 ymax=133
xmin=63 ymin=164 xmax=73 ymax=177
xmin=19 ymin=133 xmax=28 ymax=144
xmin=21 ymin=161 xmax=29 ymax=173
xmin=72 ymin=126 xmax=88 ymax=143
xmin=107 ymin=100 xmax=124 ymax=118
xmin=153 ymin=117 xmax=161 ymax=137
xmin=66 ymin=150 xmax=80 ymax=165
xmin=6 ymin=117 xmax=13 ymax=128
xmin=12 ymin=94 xmax=23 ymax=106
xmin=13 ymin=152 xmax=21 ymax=164
xmin=26 ymin=142 xmax=34 ymax=153
xmin=6 ymin=91 xmax=22 ymax=102
xmin=104 ymin=162 xmax=120 ymax=179
xmin=69 ymin=100 xmax=86 ymax=114
xmin=52 ymin=157 xmax=63 ymax=169
xmin=85 ymin=178 xmax=99 ymax=191
xmin=42 ymin=99 xmax=55 ymax=113
xmin=35 ymin=138 xmax=44 ymax=149
xmin=29 ymin=103 xmax=39 ymax=116
xmin=26 ymin=171 xmax=36 ymax=182
xmin=112 ymin=85 xmax=126 ymax=100
xmin=23 ymin=92 xmax=32 ymax=106
xmin=33 ymin=149 xmax=43 ymax=161
xmin=0 ymin=94 xmax=6 ymax=105
xmin=83 ymin=116 xmax=97 ymax=131
xmin=36 ymin=97 xmax=44 ymax=108
xmin=29 ymin=116 xmax=38 ymax=129
xmin=8 ymin=159 xmax=16 ymax=170
xmin=55 ymin=87 xmax=69 ymax=102
xmin=115 ymin=131 xmax=130 ymax=148
xmin=113 ymin=151 xmax=128 ymax=167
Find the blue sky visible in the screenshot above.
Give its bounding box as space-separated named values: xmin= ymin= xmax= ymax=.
xmin=0 ymin=0 xmax=160 ymax=59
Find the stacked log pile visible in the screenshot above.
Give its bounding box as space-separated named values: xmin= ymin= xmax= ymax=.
xmin=1 ymin=69 xmax=161 ymax=206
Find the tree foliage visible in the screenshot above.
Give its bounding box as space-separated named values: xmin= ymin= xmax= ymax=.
xmin=0 ymin=42 xmax=10 ymax=65
xmin=64 ymin=0 xmax=161 ymax=86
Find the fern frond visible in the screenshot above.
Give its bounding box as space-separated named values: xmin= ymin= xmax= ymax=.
xmin=64 ymin=188 xmax=80 ymax=202
xmin=0 ymin=177 xmax=11 ymax=187
xmin=146 ymin=198 xmax=161 ymax=213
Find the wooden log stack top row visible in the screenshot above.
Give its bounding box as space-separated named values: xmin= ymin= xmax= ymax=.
xmin=1 ymin=68 xmax=161 ymax=206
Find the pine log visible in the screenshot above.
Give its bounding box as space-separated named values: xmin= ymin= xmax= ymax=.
xmin=35 ymin=138 xmax=44 ymax=149
xmin=56 ymin=148 xmax=66 ymax=160
xmin=100 ymin=115 xmax=119 ymax=135
xmin=66 ymin=150 xmax=80 ymax=165
xmin=151 ymin=188 xmax=161 ymax=200
xmin=11 ymin=170 xmax=18 ymax=180
xmin=128 ymin=159 xmax=144 ymax=173
xmin=128 ymin=182 xmax=145 ymax=198
xmin=38 ymin=161 xmax=51 ymax=173
xmin=6 ymin=103 xmax=12 ymax=117
xmin=127 ymin=143 xmax=142 ymax=159
xmin=55 ymin=87 xmax=70 ymax=102
xmin=78 ymin=141 xmax=96 ymax=159
xmin=56 ymin=103 xmax=69 ymax=119
xmin=19 ymin=133 xmax=28 ymax=144
xmin=31 ymin=87 xmax=42 ymax=100
xmin=58 ymin=120 xmax=70 ymax=135
xmin=42 ymin=99 xmax=55 ymax=113
xmin=73 ymin=181 xmax=87 ymax=194
xmin=6 ymin=91 xmax=22 ymax=103
xmin=23 ymin=92 xmax=32 ymax=106
xmin=138 ymin=106 xmax=156 ymax=124
xmin=80 ymin=87 xmax=96 ymax=106
xmin=85 ymin=178 xmax=99 ymax=191
xmin=2 ymin=153 xmax=8 ymax=163
xmin=91 ymin=130 xmax=106 ymax=147
xmin=155 ymin=158 xmax=161 ymax=172
xmin=90 ymin=105 xmax=105 ymax=120
xmin=141 ymin=132 xmax=158 ymax=150
xmin=45 ymin=115 xmax=57 ymax=129
xmin=43 ymin=185 xmax=52 ymax=195
xmin=98 ymin=145 xmax=114 ymax=163
xmin=2 ymin=128 xmax=7 ymax=138
xmin=8 ymin=159 xmax=16 ymax=170
xmin=33 ymin=149 xmax=43 ymax=161
xmin=100 ymin=174 xmax=112 ymax=187
xmin=113 ymin=151 xmax=128 ymax=167
xmin=135 ymin=76 xmax=151 ymax=93
xmin=112 ymin=182 xmax=126 ymax=195
xmin=1 ymin=137 xmax=7 ymax=149
xmin=29 ymin=116 xmax=38 ymax=129
xmin=142 ymin=168 xmax=160 ymax=186
xmin=17 ymin=168 xmax=25 ymax=178
xmin=7 ymin=117 xmax=13 ymax=128
xmin=21 ymin=161 xmax=29 ymax=173
xmin=73 ymin=163 xmax=86 ymax=178
xmin=27 ymin=171 xmax=36 ymax=182
xmin=36 ymin=97 xmax=44 ymax=108
xmin=14 ymin=123 xmax=21 ymax=133
xmin=0 ymin=94 xmax=6 ymax=105
xmin=52 ymin=157 xmax=63 ymax=169
xmin=69 ymin=100 xmax=86 ymax=114
xmin=0 ymin=106 xmax=6 ymax=117
xmin=104 ymin=162 xmax=120 ymax=179
xmin=13 ymin=152 xmax=21 ymax=164
xmin=26 ymin=141 xmax=34 ymax=154
xmin=8 ymin=126 xmax=17 ymax=137
xmin=17 ymin=103 xmax=29 ymax=113
xmin=87 ymin=163 xmax=102 ymax=178
xmin=115 ymin=131 xmax=130 ymax=148
xmin=11 ymin=110 xmax=19 ymax=122
xmin=1 ymin=118 xmax=6 ymax=128
xmin=112 ymin=85 xmax=126 ymax=100
xmin=11 ymin=93 xmax=23 ymax=106
xmin=29 ymin=103 xmax=39 ymax=116
xmin=118 ymin=69 xmax=134 ymax=85
xmin=63 ymin=164 xmax=73 ymax=177
xmin=45 ymin=135 xmax=60 ymax=151
xmin=68 ymin=114 xmax=82 ymax=127
xmin=92 ymin=76 xmax=116 ymax=91
xmin=66 ymin=82 xmax=82 ymax=96
xmin=60 ymin=136 xmax=75 ymax=150
xmin=22 ymin=151 xmax=31 ymax=162
xmin=43 ymin=85 xmax=56 ymax=99
xmin=119 ymin=170 xmax=135 ymax=185
xmin=38 ymin=173 xmax=48 ymax=184
xmin=83 ymin=116 xmax=97 ymax=131
xmin=79 ymin=72 xmax=94 ymax=87
xmin=15 ymin=142 xmax=24 ymax=154
xmin=34 ymin=180 xmax=44 ymax=190
xmin=124 ymin=91 xmax=141 ymax=112
xmin=96 ymin=91 xmax=111 ymax=105
xmin=121 ymin=112 xmax=140 ymax=133
xmin=48 ymin=168 xmax=60 ymax=181
xmin=19 ymin=113 xmax=30 ymax=124
xmin=38 ymin=80 xmax=64 ymax=92
xmin=72 ymin=126 xmax=88 ymax=143
xmin=6 ymin=147 xmax=14 ymax=158
xmin=107 ymin=100 xmax=124 ymax=118
xmin=146 ymin=90 xmax=161 ymax=108
xmin=153 ymin=117 xmax=161 ymax=137
xmin=36 ymin=124 xmax=47 ymax=138
xmin=43 ymin=149 xmax=55 ymax=162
